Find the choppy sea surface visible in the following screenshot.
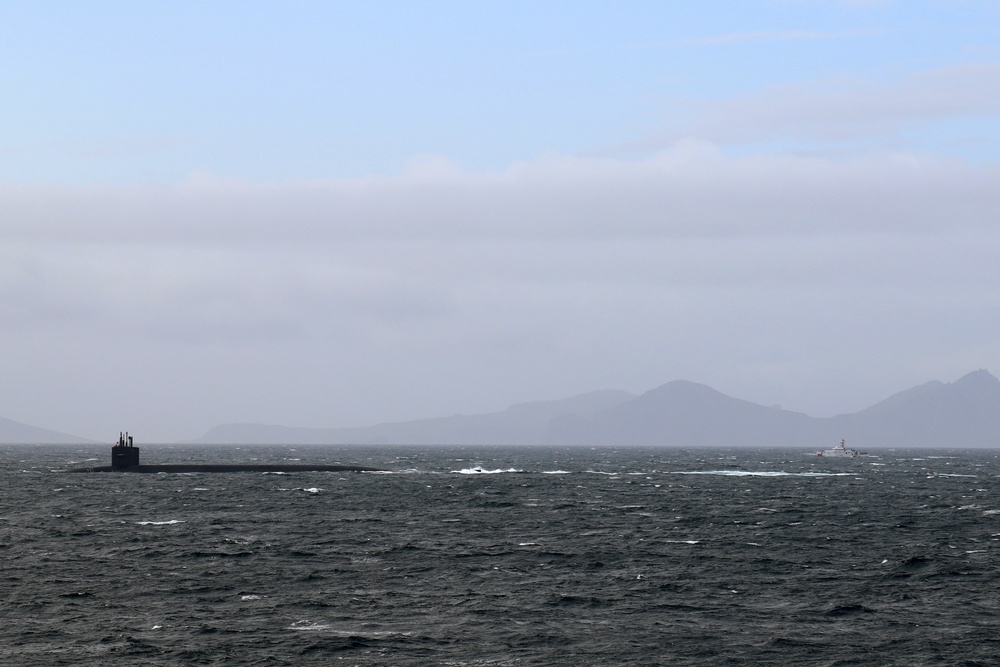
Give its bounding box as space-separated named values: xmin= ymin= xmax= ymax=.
xmin=3 ymin=444 xmax=1000 ymax=666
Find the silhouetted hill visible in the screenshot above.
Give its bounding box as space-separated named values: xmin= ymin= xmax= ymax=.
xmin=197 ymin=390 xmax=635 ymax=445
xmin=559 ymin=379 xmax=817 ymax=446
xmin=0 ymin=416 xmax=93 ymax=444
xmin=828 ymin=369 xmax=1000 ymax=447
xmin=192 ymin=370 xmax=1000 ymax=448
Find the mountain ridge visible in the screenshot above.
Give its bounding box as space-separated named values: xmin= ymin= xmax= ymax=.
xmin=3 ymin=370 xmax=997 ymax=446
xmin=191 ymin=369 xmax=1000 ymax=448
xmin=0 ymin=416 xmax=96 ymax=444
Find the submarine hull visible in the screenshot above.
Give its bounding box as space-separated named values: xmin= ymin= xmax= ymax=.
xmin=69 ymin=463 xmax=383 ymax=473
xmin=68 ymin=432 xmax=384 ymax=473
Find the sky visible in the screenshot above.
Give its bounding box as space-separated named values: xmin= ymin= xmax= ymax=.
xmin=2 ymin=1 xmax=1000 ymax=442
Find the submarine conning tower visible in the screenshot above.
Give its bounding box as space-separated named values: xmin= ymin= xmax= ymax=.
xmin=111 ymin=431 xmax=140 ymax=469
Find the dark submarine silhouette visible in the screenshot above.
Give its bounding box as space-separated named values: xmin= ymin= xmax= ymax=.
xmin=68 ymin=432 xmax=384 ymax=473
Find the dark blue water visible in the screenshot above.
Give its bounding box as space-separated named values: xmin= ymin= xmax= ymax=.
xmin=3 ymin=445 xmax=999 ymax=665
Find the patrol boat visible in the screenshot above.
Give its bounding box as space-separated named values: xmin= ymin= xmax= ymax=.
xmin=815 ymin=439 xmax=863 ymax=457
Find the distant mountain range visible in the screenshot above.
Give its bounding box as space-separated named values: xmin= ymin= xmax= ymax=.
xmin=191 ymin=369 xmax=1000 ymax=448
xmin=3 ymin=370 xmax=998 ymax=447
xmin=0 ymin=416 xmax=94 ymax=444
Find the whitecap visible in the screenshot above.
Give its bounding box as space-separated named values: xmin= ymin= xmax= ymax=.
xmin=541 ymin=470 xmax=572 ymax=474
xmin=451 ymin=467 xmax=523 ymax=474
xmin=287 ymin=622 xmax=412 ymax=639
xmin=289 ymin=621 xmax=331 ymax=631
xmin=301 ymin=487 xmax=322 ymax=494
xmin=136 ymin=520 xmax=184 ymax=525
xmin=673 ymin=470 xmax=853 ymax=477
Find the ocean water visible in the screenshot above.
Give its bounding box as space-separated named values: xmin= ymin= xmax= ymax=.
xmin=2 ymin=444 xmax=999 ymax=666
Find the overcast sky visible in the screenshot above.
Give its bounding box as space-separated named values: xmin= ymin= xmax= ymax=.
xmin=3 ymin=1 xmax=1000 ymax=442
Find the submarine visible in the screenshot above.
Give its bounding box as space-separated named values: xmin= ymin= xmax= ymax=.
xmin=68 ymin=432 xmax=384 ymax=473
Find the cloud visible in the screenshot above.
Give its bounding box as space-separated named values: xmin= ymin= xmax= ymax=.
xmin=687 ymin=29 xmax=872 ymax=46
xmin=4 ymin=145 xmax=998 ymax=326
xmin=633 ymin=63 xmax=1000 ymax=149
xmin=3 ymin=139 xmax=997 ymax=251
